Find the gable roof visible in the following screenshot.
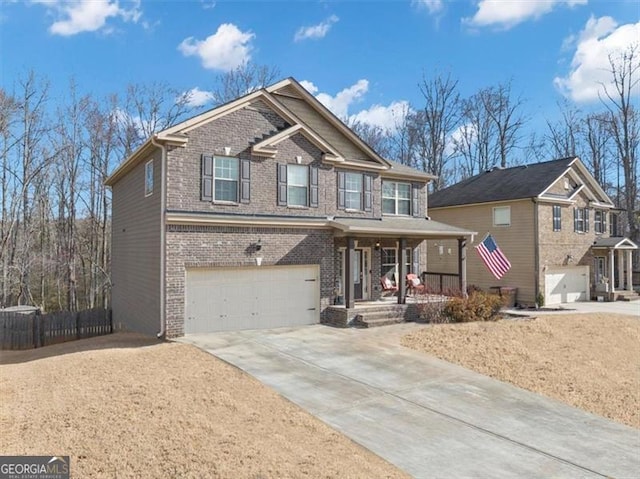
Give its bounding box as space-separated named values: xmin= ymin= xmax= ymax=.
xmin=107 ymin=77 xmax=435 ymax=186
xmin=429 ymin=157 xmax=613 ymax=208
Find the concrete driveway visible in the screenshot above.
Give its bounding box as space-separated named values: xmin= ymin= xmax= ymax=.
xmin=506 ymin=300 xmax=639 ymax=317
xmin=180 ymin=324 xmax=640 ymax=479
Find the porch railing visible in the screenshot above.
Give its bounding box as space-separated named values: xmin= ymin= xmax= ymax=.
xmin=421 ymin=272 xmax=461 ymax=296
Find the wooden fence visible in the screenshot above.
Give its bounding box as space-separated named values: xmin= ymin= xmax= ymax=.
xmin=0 ymin=307 xmax=112 ymax=350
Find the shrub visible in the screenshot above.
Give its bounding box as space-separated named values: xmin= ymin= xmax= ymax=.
xmin=415 ymin=295 xmax=450 ymax=324
xmin=444 ymin=291 xmax=503 ymax=323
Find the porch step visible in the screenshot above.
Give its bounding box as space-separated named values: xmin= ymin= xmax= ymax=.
xmin=615 ymin=291 xmax=640 ymax=302
xmin=354 ymin=305 xmax=415 ymax=328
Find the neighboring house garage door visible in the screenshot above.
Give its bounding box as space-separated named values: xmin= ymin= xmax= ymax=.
xmin=544 ymin=266 xmax=589 ymax=305
xmin=185 ymin=265 xmax=320 ymax=333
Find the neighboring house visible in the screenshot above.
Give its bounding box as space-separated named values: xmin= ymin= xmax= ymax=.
xmin=427 ymin=157 xmax=638 ymax=306
xmin=106 ymin=78 xmax=474 ymax=338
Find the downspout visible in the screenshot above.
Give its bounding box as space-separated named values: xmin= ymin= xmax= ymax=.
xmin=532 ymin=198 xmax=540 ymax=304
xmin=151 ymin=135 xmax=167 ymax=338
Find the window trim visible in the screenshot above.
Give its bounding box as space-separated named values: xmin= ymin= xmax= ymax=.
xmin=344 ymin=172 xmax=364 ymax=211
xmin=144 ymin=160 xmax=154 ymax=197
xmin=382 ymin=181 xmax=412 ymax=216
xmin=594 ymin=210 xmax=607 ymax=234
xmin=574 ymin=207 xmax=589 ymax=233
xmin=286 ymin=164 xmax=309 ymax=207
xmin=213 ymin=156 xmax=240 ymax=203
xmin=493 ymin=206 xmax=511 ymax=227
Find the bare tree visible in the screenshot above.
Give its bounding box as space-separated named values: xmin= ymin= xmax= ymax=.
xmin=212 ymin=62 xmax=281 ymax=105
xmin=453 ymin=93 xmax=495 ymax=179
xmin=545 ymin=101 xmax=583 ymax=159
xmin=480 ymin=81 xmax=526 ymax=168
xmin=411 ymin=72 xmax=461 ymax=189
xmin=583 ymin=113 xmax=611 ymax=187
xmin=118 ymin=82 xmax=195 ymax=156
xmin=347 ymin=120 xmax=393 ymax=159
xmin=600 ymin=44 xmax=640 ymax=251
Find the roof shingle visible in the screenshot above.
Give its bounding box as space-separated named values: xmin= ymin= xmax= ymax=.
xmin=429 ymin=157 xmax=577 ymax=208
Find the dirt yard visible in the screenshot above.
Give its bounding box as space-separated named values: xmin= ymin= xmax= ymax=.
xmin=0 ymin=333 xmax=407 ymax=479
xmin=402 ymin=313 xmax=640 ymax=429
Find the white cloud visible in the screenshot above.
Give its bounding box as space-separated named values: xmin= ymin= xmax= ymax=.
xmin=412 ymin=0 xmax=443 ymax=15
xmin=32 ymin=0 xmax=142 ymax=36
xmin=349 ymin=101 xmax=411 ymax=133
xmin=464 ymin=0 xmax=586 ymax=30
xmin=180 ymin=87 xmax=215 ymax=108
xmin=312 ymin=79 xmax=369 ymax=118
xmin=554 ymin=17 xmax=640 ymax=102
xmin=294 ymin=15 xmax=339 ymax=42
xmin=178 ymin=23 xmax=254 ymax=71
xmin=299 ymin=80 xmax=318 ymax=95
xmin=301 ymin=79 xmax=409 ymax=133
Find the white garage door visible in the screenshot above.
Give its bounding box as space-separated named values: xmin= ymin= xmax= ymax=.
xmin=185 ymin=265 xmax=320 ymax=333
xmin=545 ymin=266 xmax=589 ymax=305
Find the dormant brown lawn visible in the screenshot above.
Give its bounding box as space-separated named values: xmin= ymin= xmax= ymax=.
xmin=0 ymin=333 xmax=407 ymax=479
xmin=402 ymin=313 xmax=640 ymax=429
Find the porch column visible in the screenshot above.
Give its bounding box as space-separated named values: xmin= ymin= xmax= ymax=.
xmin=398 ymin=237 xmax=407 ymax=304
xmin=609 ymin=249 xmax=616 ymax=295
xmin=627 ymin=250 xmax=634 ymax=292
xmin=458 ymin=237 xmax=468 ymax=298
xmin=345 ymin=237 xmax=355 ymax=309
xmin=617 ymin=249 xmax=625 ymax=290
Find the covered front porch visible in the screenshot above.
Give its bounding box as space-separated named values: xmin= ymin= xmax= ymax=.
xmin=324 ymin=217 xmax=475 ymax=327
xmin=592 ymin=237 xmax=638 ymax=300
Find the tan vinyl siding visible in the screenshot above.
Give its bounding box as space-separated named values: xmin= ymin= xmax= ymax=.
xmin=111 ymin=148 xmax=162 ymax=335
xmin=274 ymin=95 xmax=375 ymax=162
xmin=428 ymin=200 xmax=537 ymax=304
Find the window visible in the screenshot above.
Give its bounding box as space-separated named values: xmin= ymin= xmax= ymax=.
xmin=201 ymin=155 xmax=244 ymax=203
xmin=214 ymin=157 xmax=239 ymax=202
xmin=382 ymin=181 xmax=411 ymax=215
xmin=287 ymin=165 xmax=309 ymax=207
xmin=337 ymin=171 xmax=372 ymax=212
xmin=381 ymin=247 xmax=413 ymax=281
xmin=594 ymin=210 xmax=607 ymax=234
xmin=144 ymin=160 xmax=153 ymax=197
xmin=573 ymin=207 xmax=589 ymax=233
xmin=552 ymin=205 xmax=561 ymax=231
xmin=493 ymin=206 xmax=511 ymax=226
xmin=345 ymin=173 xmax=363 ymax=210
xmin=610 ymin=213 xmax=619 ymax=236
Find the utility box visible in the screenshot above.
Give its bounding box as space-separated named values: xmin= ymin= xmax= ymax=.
xmin=500 ymin=287 xmax=518 ymax=308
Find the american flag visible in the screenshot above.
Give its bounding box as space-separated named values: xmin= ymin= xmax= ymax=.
xmin=475 ymin=234 xmax=511 ymax=279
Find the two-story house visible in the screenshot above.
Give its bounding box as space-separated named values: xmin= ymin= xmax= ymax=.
xmin=427 ymin=157 xmax=638 ymax=306
xmin=106 ymin=78 xmax=474 ymax=338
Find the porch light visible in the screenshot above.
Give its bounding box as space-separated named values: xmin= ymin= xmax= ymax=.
xmin=255 ymin=239 xmax=262 ymax=252
xmin=375 ymin=241 xmax=380 ymax=250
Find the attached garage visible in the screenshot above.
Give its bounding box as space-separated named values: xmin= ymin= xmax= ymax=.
xmin=544 ymin=266 xmax=589 ymax=305
xmin=185 ymin=265 xmax=320 ymax=333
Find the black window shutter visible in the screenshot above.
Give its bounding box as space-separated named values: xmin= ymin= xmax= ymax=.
xmin=412 ymin=184 xmax=420 ymax=217
xmin=277 ymin=164 xmax=288 ymax=206
xmin=337 ymin=171 xmax=346 ymax=209
xmin=585 ymin=208 xmax=589 ymax=232
xmin=309 ymin=165 xmax=319 ymax=208
xmin=573 ymin=208 xmax=578 ymax=232
xmin=201 ymin=155 xmax=213 ymax=201
xmin=363 ymin=174 xmax=372 ymax=212
xmin=240 ymin=159 xmax=250 ymax=203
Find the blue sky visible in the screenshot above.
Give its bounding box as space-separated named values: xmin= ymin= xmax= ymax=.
xmin=1 ymin=0 xmax=638 ymax=137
